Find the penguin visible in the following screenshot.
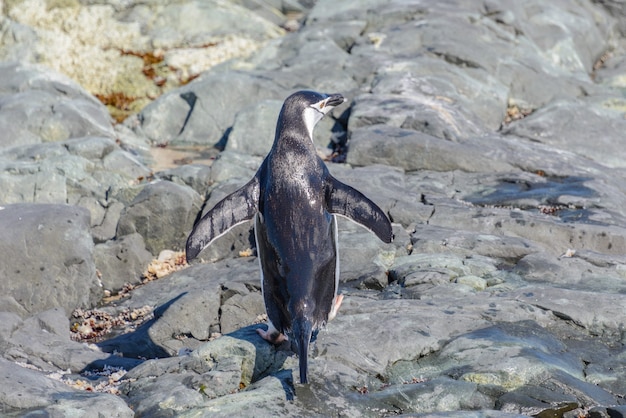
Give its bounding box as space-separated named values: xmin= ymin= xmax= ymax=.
xmin=186 ymin=90 xmax=393 ymax=384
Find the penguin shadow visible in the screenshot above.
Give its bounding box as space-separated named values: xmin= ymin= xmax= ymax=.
xmin=77 ymin=293 xmax=186 ymax=383
xmin=92 ymin=292 xmax=185 ymax=361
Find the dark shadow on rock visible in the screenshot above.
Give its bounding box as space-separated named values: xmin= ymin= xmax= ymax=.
xmin=462 ymin=176 xmax=601 ymax=224
xmin=79 ymin=293 xmax=188 ymax=375
xmin=214 ymin=126 xmax=232 ymax=151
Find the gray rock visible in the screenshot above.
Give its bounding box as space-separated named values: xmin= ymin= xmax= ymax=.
xmin=503 ymin=99 xmax=626 ymax=168
xmin=336 ymin=218 xmax=403 ymax=289
xmin=123 ymin=326 xmax=290 ymax=416
xmin=0 ymin=63 xmax=114 ymax=147
xmin=366 ymin=377 xmax=493 ymax=415
xmin=0 ymin=204 xmax=100 ymax=316
xmin=346 ymin=125 xmax=515 ymax=173
xmin=158 ymin=163 xmax=213 ymax=196
xmin=0 ymin=357 xmax=133 ymax=417
xmin=116 ymin=180 xmax=203 ymax=256
xmin=410 ymin=224 xmax=540 ymax=264
xmin=92 ymin=200 xmax=126 ymax=243
xmin=426 ymin=195 xmax=626 ymax=263
xmin=225 ymin=99 xmax=283 ymax=156
xmin=133 ymin=72 xmax=285 ymax=146
xmin=208 ymin=150 xmax=262 ymax=185
xmin=371 ymin=58 xmax=509 ymax=131
xmin=1 ymin=308 xmax=113 ymax=373
xmin=94 ymin=233 xmax=154 ymax=294
xmin=102 ymin=148 xmax=153 ymax=181
xmin=2 ymin=0 xmax=626 ymax=415
xmin=98 ymin=260 xmax=259 ymax=357
xmin=507 ymin=287 xmax=626 ymax=339
xmin=220 ymin=288 xmax=266 ymax=334
xmin=348 ymin=93 xmax=486 ymax=141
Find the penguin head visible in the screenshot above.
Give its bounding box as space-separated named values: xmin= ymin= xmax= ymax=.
xmin=282 ymin=90 xmax=345 ymax=140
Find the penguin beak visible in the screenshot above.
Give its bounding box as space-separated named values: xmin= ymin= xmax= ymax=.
xmin=325 ymin=94 xmax=345 ymax=108
xmin=313 ymin=94 xmax=345 ymax=116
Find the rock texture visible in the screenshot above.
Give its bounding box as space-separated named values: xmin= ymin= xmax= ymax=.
xmin=0 ymin=0 xmax=625 ymax=416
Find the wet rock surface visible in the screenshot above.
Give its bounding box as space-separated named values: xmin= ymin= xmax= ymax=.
xmin=0 ymin=0 xmax=625 ymax=416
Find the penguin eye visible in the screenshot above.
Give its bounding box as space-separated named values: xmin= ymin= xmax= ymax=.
xmin=319 ymin=101 xmax=325 ymax=109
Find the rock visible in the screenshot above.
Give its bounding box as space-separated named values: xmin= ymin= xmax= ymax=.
xmin=410 ymin=224 xmax=540 ymax=264
xmin=367 ymin=377 xmax=494 ymax=414
xmin=0 ymin=62 xmax=114 ymax=147
xmin=1 ymin=307 xmax=115 ymax=373
xmin=123 ymin=325 xmax=290 ymax=416
xmin=94 ymin=233 xmax=154 ymax=294
xmin=371 ymin=57 xmax=509 ymax=131
xmin=456 ymin=275 xmax=488 ymax=291
xmin=208 ymin=150 xmax=263 ymax=184
xmin=158 ymin=163 xmax=213 ymax=196
xmin=220 ymin=288 xmax=266 ymax=334
xmin=102 ymin=148 xmax=152 ymax=181
xmin=348 ymin=93 xmax=486 ymax=141
xmin=132 ymin=72 xmax=285 ymax=146
xmin=346 ymin=125 xmax=515 ymax=173
xmin=116 ymin=180 xmax=203 ymax=256
xmin=225 ymin=99 xmax=283 ymax=156
xmin=0 ymin=204 xmax=100 ymax=316
xmin=508 ymin=287 xmax=626 ymax=339
xmin=2 ymin=0 xmax=626 ymax=415
xmin=1 ymin=0 xmax=284 ymax=121
xmin=0 ymin=357 xmax=133 ymax=417
xmin=92 ymin=200 xmax=126 ymax=243
xmin=503 ymin=99 xmax=626 ymax=168
xmin=97 ymin=260 xmax=259 ymax=357
xmin=336 ymin=218 xmax=402 ymax=289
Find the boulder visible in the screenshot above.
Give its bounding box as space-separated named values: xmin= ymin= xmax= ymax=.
xmin=0 ymin=204 xmax=100 ymax=316
xmin=116 ymin=180 xmax=203 ymax=255
xmin=0 ymin=357 xmax=133 ymax=417
xmin=0 ymin=62 xmax=114 ymax=148
xmin=94 ymin=233 xmax=154 ymax=294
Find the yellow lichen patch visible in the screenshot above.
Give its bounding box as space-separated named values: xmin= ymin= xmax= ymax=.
xmin=238 ymin=248 xmax=254 ymax=257
xmin=503 ymin=103 xmax=534 ymax=125
xmin=95 ymin=91 xmax=138 ymax=123
xmin=461 ymin=371 xmax=526 ymax=390
xmin=4 ymin=0 xmax=282 ymax=122
xmin=143 ymin=250 xmax=188 ymax=281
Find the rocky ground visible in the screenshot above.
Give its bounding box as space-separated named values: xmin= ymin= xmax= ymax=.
xmin=1 ymin=0 xmax=626 ymax=416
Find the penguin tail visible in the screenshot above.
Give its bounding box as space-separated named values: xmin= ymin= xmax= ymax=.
xmin=293 ymin=318 xmax=313 ymax=384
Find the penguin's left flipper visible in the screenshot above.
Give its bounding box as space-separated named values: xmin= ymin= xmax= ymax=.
xmin=186 ymin=176 xmax=260 ymax=262
xmin=326 ymin=176 xmax=394 ymax=243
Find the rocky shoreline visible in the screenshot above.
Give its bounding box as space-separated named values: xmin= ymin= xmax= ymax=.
xmin=1 ymin=0 xmax=626 ymax=416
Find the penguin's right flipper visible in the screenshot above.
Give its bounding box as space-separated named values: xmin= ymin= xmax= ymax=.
xmin=326 ymin=176 xmax=393 ymax=243
xmin=186 ymin=176 xmax=260 ymax=262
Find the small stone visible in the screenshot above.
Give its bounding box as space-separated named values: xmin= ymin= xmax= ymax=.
xmin=456 ymin=275 xmax=488 ymax=291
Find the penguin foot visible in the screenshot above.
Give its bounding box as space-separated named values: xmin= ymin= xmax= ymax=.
xmin=257 ymin=325 xmax=288 ymax=344
xmin=328 ymin=294 xmax=344 ymax=321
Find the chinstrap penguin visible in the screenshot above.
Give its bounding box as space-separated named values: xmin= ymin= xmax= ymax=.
xmin=186 ymin=90 xmax=393 ymax=384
